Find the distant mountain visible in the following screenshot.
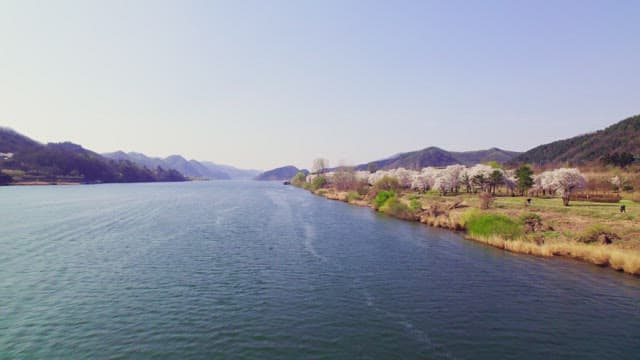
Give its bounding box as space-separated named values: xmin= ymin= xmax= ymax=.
xmin=200 ymin=161 xmax=260 ymax=180
xmin=255 ymin=166 xmax=308 ymax=181
xmin=0 ymin=128 xmax=186 ymax=184
xmin=355 ymin=147 xmax=521 ymax=171
xmin=510 ymin=114 xmax=640 ymax=166
xmin=0 ymin=127 xmax=41 ymax=154
xmin=103 ymin=152 xmax=259 ymax=180
xmin=164 ymin=155 xmax=230 ymax=180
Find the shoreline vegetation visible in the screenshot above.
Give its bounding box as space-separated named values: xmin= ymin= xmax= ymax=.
xmin=290 ymin=165 xmax=640 ymax=276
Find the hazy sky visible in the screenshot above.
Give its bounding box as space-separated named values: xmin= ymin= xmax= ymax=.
xmin=1 ymin=1 xmax=639 ymax=170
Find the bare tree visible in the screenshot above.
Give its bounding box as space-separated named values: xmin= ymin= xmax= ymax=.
xmin=333 ymin=166 xmax=358 ymax=191
xmin=312 ymin=158 xmax=329 ymax=175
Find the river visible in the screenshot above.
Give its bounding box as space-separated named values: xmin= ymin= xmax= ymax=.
xmin=1 ymin=181 xmax=639 ymax=358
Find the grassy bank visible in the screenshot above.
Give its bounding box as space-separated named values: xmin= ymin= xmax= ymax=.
xmin=295 ymin=183 xmax=640 ymax=276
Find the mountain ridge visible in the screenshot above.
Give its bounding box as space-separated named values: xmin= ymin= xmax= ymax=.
xmin=102 ymin=152 xmax=260 ymax=180
xmin=0 ymin=128 xmax=186 ymax=184
xmin=509 ymin=114 xmax=640 ymax=166
xmin=354 ymin=146 xmax=521 ymax=170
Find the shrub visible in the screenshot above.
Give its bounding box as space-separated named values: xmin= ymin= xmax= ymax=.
xmin=373 ymin=190 xmax=395 ymax=209
xmin=291 ymin=172 xmax=306 ymax=186
xmin=519 ymin=213 xmax=543 ymax=233
xmin=478 ymin=192 xmax=494 ymax=209
xmin=465 ymin=212 xmax=523 ymax=240
xmin=380 ymin=198 xmax=418 ymax=220
xmin=311 ymin=175 xmax=327 ymax=190
xmin=578 ymin=225 xmax=620 ymax=244
xmin=346 ymin=191 xmax=361 ymax=203
xmin=373 ymin=176 xmax=400 ymax=192
xmin=519 ymin=212 xmax=542 ymax=222
xmin=409 ymin=199 xmax=422 ymax=212
xmin=356 ymin=182 xmax=370 ymax=196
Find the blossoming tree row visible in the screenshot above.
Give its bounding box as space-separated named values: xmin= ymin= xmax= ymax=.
xmin=306 ymin=165 xmax=587 ymax=205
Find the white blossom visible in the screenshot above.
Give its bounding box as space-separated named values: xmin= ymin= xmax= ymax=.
xmin=533 ymin=168 xmax=587 ymax=205
xmin=354 ymin=171 xmax=371 ymax=182
xmin=548 ymin=168 xmax=587 ymax=196
xmin=611 ymin=175 xmax=621 ymax=189
xmin=391 ymin=168 xmax=414 ymax=188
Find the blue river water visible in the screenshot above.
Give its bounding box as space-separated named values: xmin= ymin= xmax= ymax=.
xmin=1 ymin=181 xmax=639 ymax=359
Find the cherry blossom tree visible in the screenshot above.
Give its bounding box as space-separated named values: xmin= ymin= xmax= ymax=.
xmin=410 ymin=173 xmax=431 ymax=192
xmin=431 ymin=165 xmax=464 ymax=195
xmin=465 ymin=164 xmax=494 ymax=193
xmin=355 ymin=171 xmax=371 ymax=183
xmin=367 ymin=170 xmax=389 ymax=186
xmin=610 ymin=175 xmax=622 ymax=192
xmin=532 ymin=171 xmax=556 ymax=196
xmin=446 ymin=165 xmax=466 ymax=193
xmin=503 ymin=170 xmax=517 ymax=195
xmin=391 ymin=168 xmax=414 ymax=188
xmin=540 ymin=168 xmax=587 ymax=206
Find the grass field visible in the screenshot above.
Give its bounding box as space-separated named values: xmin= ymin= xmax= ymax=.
xmin=491 ymin=196 xmax=640 ymax=248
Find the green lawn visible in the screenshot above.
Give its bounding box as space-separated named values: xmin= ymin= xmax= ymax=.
xmin=494 ymin=196 xmax=638 ymax=221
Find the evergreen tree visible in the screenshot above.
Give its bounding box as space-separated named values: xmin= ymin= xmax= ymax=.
xmin=515 ymin=165 xmax=534 ymax=196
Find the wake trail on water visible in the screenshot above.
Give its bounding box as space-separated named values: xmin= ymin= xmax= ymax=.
xmin=269 ymin=188 xmax=330 ymax=263
xmin=214 ymin=205 xmax=239 ymax=226
xmin=382 ymin=308 xmax=456 ymax=359
xmin=266 ymin=189 xmax=326 ymax=264
xmin=303 ymin=224 xmax=326 ymax=262
xmin=352 ymin=278 xmax=457 ymax=360
xmin=265 ymin=190 xmax=294 ymax=227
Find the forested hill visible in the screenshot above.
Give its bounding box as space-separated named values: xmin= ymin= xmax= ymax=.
xmin=355 ymin=147 xmax=521 ymax=171
xmin=509 ymin=114 xmax=640 ymax=166
xmin=0 ymin=128 xmax=186 ymax=184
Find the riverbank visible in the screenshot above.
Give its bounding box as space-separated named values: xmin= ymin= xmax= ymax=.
xmin=7 ymin=181 xmax=83 ymax=186
xmin=2 ymin=179 xmax=194 ymax=186
xmin=300 ymin=185 xmax=640 ymax=276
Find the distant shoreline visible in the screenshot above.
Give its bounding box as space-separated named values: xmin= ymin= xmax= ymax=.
xmin=7 ymin=181 xmax=83 ymax=186
xmin=3 ymin=179 xmax=197 ymax=186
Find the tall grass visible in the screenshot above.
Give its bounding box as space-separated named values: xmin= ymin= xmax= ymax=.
xmin=379 ymin=198 xmax=418 ymax=220
xmin=467 ymin=235 xmax=640 ymax=275
xmin=464 ymin=211 xmax=523 ymax=240
xmin=578 ymin=225 xmax=619 ymax=243
xmin=346 ymin=191 xmax=361 ymax=203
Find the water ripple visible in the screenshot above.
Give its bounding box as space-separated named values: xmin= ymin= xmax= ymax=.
xmin=0 ymin=182 xmax=639 ymax=359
